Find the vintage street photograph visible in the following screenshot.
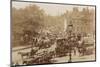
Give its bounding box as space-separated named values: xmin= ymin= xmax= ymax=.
xmin=11 ymin=1 xmax=96 ymax=66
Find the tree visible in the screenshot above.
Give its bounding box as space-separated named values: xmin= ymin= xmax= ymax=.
xmin=12 ymin=5 xmax=45 ymax=47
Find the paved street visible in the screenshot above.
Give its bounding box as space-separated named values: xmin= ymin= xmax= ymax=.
xmin=12 ymin=46 xmax=95 ymax=65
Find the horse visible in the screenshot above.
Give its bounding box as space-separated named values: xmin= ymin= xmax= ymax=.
xmin=76 ymin=38 xmax=86 ymax=56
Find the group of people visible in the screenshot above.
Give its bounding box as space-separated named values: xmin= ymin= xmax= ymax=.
xmin=22 ymin=30 xmax=89 ymax=58
xmin=16 ymin=29 xmax=95 ymax=65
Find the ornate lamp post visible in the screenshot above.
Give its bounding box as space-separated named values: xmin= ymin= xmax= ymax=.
xmin=67 ymin=23 xmax=73 ymax=63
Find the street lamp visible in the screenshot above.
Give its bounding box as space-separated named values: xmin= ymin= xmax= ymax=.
xmin=67 ymin=24 xmax=73 ymax=63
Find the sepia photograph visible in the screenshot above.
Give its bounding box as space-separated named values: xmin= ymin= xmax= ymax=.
xmin=11 ymin=1 xmax=96 ymax=66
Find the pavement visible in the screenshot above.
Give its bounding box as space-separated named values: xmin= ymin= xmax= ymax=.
xmin=12 ymin=46 xmax=95 ymax=65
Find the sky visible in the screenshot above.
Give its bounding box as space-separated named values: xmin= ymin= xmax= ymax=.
xmin=12 ymin=1 xmax=95 ymax=16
